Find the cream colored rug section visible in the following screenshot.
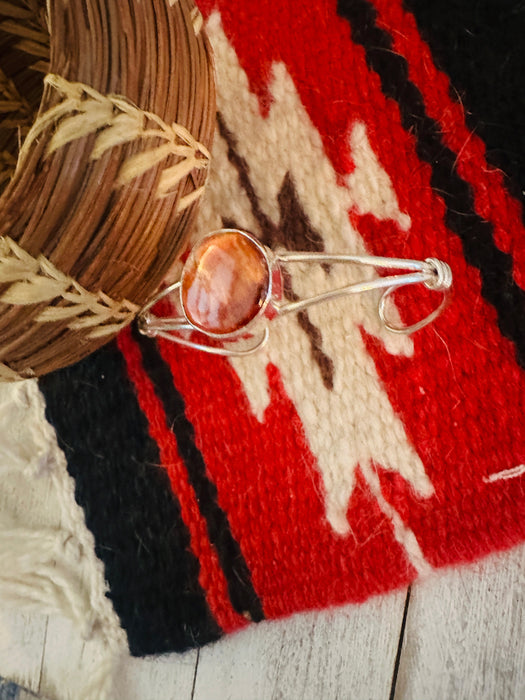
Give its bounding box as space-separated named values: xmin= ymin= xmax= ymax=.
xmin=0 ymin=380 xmax=127 ymax=700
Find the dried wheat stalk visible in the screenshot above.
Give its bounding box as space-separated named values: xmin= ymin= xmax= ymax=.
xmin=0 ymin=236 xmax=139 ymax=337
xmin=20 ymin=74 xmax=211 ymax=205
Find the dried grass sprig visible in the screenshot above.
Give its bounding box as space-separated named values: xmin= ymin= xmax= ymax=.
xmin=0 ymin=236 xmax=139 ymax=339
xmin=20 ymin=74 xmax=211 ymax=206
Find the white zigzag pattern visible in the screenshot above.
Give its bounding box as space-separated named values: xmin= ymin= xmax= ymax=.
xmin=198 ymin=13 xmax=433 ymax=575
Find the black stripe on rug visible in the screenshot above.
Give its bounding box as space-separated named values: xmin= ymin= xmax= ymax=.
xmin=337 ymin=0 xmax=525 ymax=368
xmin=133 ymin=327 xmax=265 ymax=623
xmin=39 ymin=342 xmax=222 ymax=655
xmin=403 ymin=0 xmax=525 ymax=212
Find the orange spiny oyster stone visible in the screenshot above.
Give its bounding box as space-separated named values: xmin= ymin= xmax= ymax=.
xmin=181 ymin=231 xmax=271 ymax=335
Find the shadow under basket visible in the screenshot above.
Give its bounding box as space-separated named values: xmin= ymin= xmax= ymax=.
xmin=0 ymin=0 xmax=216 ymax=381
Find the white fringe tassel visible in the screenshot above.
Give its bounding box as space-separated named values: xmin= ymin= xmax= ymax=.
xmin=0 ymin=380 xmax=127 ymax=700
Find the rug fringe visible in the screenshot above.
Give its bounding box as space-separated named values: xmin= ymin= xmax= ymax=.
xmin=0 ymin=380 xmax=127 ymax=700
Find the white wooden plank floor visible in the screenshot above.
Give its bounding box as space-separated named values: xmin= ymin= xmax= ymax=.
xmin=1 ymin=543 xmax=524 ymax=700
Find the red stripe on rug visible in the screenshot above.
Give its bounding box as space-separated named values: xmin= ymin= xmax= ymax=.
xmin=370 ymin=0 xmax=525 ymax=290
xmin=158 ymin=339 xmax=416 ymax=618
xmin=363 ymin=324 xmax=525 ymax=566
xmin=117 ymin=328 xmax=247 ymax=634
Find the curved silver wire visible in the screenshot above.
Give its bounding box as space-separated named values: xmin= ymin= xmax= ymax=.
xmin=144 ymin=324 xmax=270 ymax=356
xmin=274 ymin=252 xmax=452 ymax=332
xmin=378 ymin=257 xmax=453 ymax=334
xmin=136 ymin=237 xmax=453 ymax=354
xmin=137 ymin=280 xmax=183 ymax=333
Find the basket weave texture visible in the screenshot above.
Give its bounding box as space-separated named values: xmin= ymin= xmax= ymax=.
xmin=0 ymin=0 xmax=215 ymax=379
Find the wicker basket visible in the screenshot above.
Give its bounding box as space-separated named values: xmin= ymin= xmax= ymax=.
xmin=0 ymin=0 xmax=216 ymax=380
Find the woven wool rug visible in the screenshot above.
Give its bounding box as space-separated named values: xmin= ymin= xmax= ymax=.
xmin=3 ymin=0 xmax=525 ymax=663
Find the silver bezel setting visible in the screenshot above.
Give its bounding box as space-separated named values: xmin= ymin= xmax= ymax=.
xmin=179 ymin=229 xmax=276 ymax=340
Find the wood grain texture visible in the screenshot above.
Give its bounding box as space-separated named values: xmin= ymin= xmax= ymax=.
xmin=39 ymin=615 xmax=198 ymax=700
xmin=37 ymin=616 xmax=90 ymax=700
xmin=113 ymin=649 xmax=198 ymax=700
xmin=193 ymin=593 xmax=407 ymax=700
xmin=0 ymin=610 xmax=47 ymax=693
xmin=2 ymin=544 xmax=525 ymax=700
xmin=0 ymin=592 xmax=406 ymax=700
xmin=394 ymin=544 xmax=525 ymax=700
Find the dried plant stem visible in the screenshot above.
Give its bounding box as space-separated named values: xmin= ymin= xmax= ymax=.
xmin=0 ymin=235 xmax=139 ymax=337
xmin=20 ymin=74 xmax=211 ymax=205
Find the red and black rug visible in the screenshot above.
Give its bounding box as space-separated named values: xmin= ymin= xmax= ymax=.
xmin=39 ymin=0 xmax=525 ymax=656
